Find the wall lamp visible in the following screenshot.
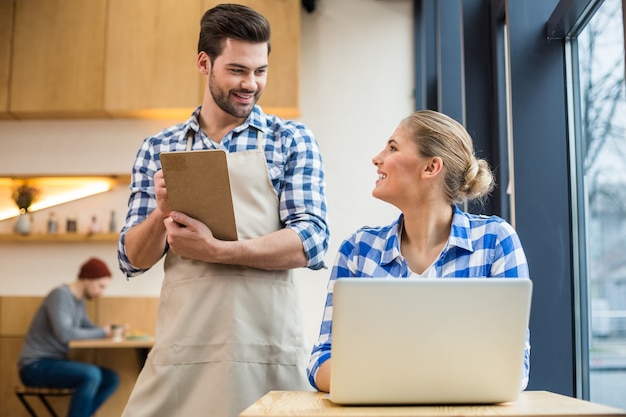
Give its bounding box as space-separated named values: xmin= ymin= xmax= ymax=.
xmin=0 ymin=176 xmax=124 ymax=221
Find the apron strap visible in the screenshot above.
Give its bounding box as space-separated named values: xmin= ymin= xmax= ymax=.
xmin=186 ymin=129 xmax=194 ymax=151
xmin=255 ymin=129 xmax=263 ymax=150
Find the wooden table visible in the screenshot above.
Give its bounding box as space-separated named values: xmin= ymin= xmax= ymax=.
xmin=69 ymin=336 xmax=154 ymax=366
xmin=239 ymin=390 xmax=626 ymax=417
xmin=69 ymin=336 xmax=154 ymax=349
xmin=68 ymin=336 xmax=155 ymax=417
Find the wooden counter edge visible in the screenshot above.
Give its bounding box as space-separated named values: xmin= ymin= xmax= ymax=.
xmin=239 ymin=390 xmax=626 ymax=417
xmin=69 ymin=336 xmax=154 ymax=349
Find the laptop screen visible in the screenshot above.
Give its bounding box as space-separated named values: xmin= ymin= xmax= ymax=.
xmin=329 ymin=277 xmax=532 ymax=405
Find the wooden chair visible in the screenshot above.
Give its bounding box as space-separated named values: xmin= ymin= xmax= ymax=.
xmin=14 ymin=386 xmax=74 ymax=417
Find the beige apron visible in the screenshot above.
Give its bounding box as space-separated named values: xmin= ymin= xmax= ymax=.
xmin=121 ymin=129 xmax=310 ymax=417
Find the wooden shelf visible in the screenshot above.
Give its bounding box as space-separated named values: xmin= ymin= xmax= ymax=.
xmin=0 ymin=232 xmax=119 ymax=243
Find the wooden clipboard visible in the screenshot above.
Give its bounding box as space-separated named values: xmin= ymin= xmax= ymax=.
xmin=160 ymin=149 xmax=238 ymax=241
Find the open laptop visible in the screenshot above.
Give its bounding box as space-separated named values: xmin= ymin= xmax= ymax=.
xmin=329 ymin=277 xmax=532 ymax=405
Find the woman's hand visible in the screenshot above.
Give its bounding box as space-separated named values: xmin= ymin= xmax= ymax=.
xmin=316 ymin=360 xmax=332 ymax=393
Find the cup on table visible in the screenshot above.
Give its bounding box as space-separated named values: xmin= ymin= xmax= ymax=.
xmin=111 ymin=324 xmax=123 ymax=342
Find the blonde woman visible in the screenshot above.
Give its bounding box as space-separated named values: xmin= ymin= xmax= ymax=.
xmin=307 ymin=110 xmax=530 ymax=393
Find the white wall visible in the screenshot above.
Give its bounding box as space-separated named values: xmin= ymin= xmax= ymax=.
xmin=0 ymin=0 xmax=413 ymax=343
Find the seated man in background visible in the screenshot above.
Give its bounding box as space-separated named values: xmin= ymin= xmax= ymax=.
xmin=17 ymin=257 xmax=120 ymax=417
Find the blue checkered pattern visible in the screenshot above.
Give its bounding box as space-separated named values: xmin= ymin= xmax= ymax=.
xmin=118 ymin=106 xmax=329 ymax=276
xmin=307 ymin=205 xmax=531 ymax=390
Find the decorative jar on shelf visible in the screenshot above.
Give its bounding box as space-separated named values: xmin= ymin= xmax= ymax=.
xmin=14 ymin=209 xmax=31 ymax=235
xmin=47 ymin=212 xmax=58 ymax=234
xmin=12 ymin=182 xmax=39 ymax=236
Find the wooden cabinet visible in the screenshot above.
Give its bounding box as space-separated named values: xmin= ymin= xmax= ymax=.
xmin=9 ymin=0 xmax=108 ymax=118
xmin=104 ymin=0 xmax=205 ymax=119
xmin=0 ymin=2 xmax=15 ymax=120
xmin=5 ymin=0 xmax=300 ymax=120
xmin=105 ymin=0 xmax=301 ymax=119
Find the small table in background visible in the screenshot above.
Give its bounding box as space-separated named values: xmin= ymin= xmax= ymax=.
xmin=69 ymin=336 xmax=154 ymax=365
xmin=69 ymin=336 xmax=154 ymax=349
xmin=68 ymin=336 xmax=155 ymax=417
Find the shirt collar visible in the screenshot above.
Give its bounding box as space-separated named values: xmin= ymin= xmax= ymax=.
xmin=448 ymin=205 xmax=474 ymax=252
xmin=380 ymin=216 xmax=403 ymax=266
xmin=238 ymin=105 xmax=268 ymax=133
xmin=184 ymin=106 xmax=202 ymax=134
xmin=184 ymin=105 xmax=269 ymax=136
xmin=381 ymin=205 xmax=475 ymax=265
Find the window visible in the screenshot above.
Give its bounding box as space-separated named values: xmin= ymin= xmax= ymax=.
xmin=570 ymin=0 xmax=626 ymax=408
xmin=416 ymin=0 xmax=625 ymax=398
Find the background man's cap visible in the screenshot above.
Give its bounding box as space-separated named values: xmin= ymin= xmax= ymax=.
xmin=78 ymin=257 xmax=112 ymax=280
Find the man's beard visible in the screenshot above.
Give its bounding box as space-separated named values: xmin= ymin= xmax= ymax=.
xmin=209 ymin=70 xmax=260 ymax=119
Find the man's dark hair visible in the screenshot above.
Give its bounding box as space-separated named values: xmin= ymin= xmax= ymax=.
xmin=198 ymin=3 xmax=271 ymax=63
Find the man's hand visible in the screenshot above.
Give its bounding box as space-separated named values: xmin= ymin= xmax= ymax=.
xmin=123 ymin=169 xmax=172 ymax=269
xmin=164 ymin=211 xmax=307 ymax=270
xmin=154 ymin=170 xmax=172 ymax=219
xmin=164 ymin=211 xmax=220 ymax=262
